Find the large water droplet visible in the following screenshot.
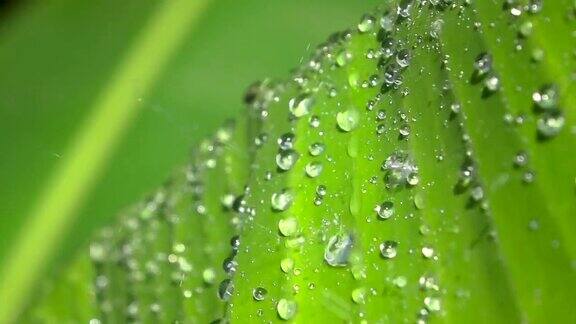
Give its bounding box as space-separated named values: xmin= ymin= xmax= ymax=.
xmin=305 ymin=162 xmax=323 ymax=178
xmin=357 ymin=14 xmax=375 ymax=33
xmin=337 ymin=109 xmax=360 ymax=132
xmin=532 ymin=84 xmax=559 ymax=110
xmin=537 ymin=113 xmax=564 ymax=138
xmin=380 ymin=240 xmax=398 ymax=259
xmin=324 ymin=232 xmax=354 ymax=267
xmin=277 ymin=298 xmax=297 ymax=320
xmin=278 ymin=217 xmax=298 ymax=237
xmin=276 ymin=150 xmax=299 ymax=171
xmin=289 ymin=95 xmax=314 ymax=117
xmin=271 ymin=189 xmax=294 ymax=211
xmin=218 ymin=279 xmax=234 ymax=301
xmin=375 ymin=201 xmax=395 ymax=220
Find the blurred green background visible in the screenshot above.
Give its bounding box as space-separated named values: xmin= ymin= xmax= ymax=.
xmin=0 ymin=0 xmax=379 ymax=318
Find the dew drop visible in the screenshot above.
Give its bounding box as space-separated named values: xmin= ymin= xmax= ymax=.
xmin=277 ymin=299 xmax=297 ymax=320
xmin=289 ymin=95 xmax=314 ymax=118
xmin=252 ymin=287 xmax=268 ymax=301
xmin=324 ymin=232 xmax=354 ymax=267
xmin=202 ymin=268 xmax=216 ymax=285
xmin=532 ymin=84 xmax=559 ymax=110
xmin=351 ymin=287 xmax=367 ymax=304
xmin=278 ymin=217 xmax=298 ymax=237
xmin=380 ymin=240 xmax=398 ymax=259
xmin=424 ymin=296 xmax=442 ymax=312
xmin=375 ymin=201 xmax=395 ymax=220
xmin=358 ymin=14 xmax=375 ymax=33
xmin=271 ymin=189 xmax=293 ymax=211
xmin=308 ymin=142 xmax=325 ymax=156
xmin=276 ymin=150 xmax=299 ymax=171
xmin=280 ymin=258 xmax=294 ymax=273
xmin=537 ymin=113 xmax=565 ymax=138
xmin=484 ymin=75 xmax=501 ymax=92
xmin=305 ymin=161 xmax=323 ymax=178
xmin=337 ymin=109 xmax=360 ymax=132
xmin=218 ymin=279 xmax=234 ymax=301
xmin=473 ymin=52 xmax=493 ymax=76
xmin=421 ymin=246 xmax=435 ymax=259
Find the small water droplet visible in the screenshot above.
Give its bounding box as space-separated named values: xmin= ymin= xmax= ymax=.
xmin=375 ymin=201 xmax=395 ymax=220
xmin=252 ymin=287 xmax=268 ymax=301
xmin=421 ymin=246 xmax=435 ymax=259
xmin=380 ymin=240 xmax=398 ymax=259
xmin=473 ymin=52 xmax=493 ymax=76
xmin=203 ymin=268 xmax=216 ymax=285
xmin=271 ymin=189 xmax=293 ymax=211
xmin=532 ymin=84 xmax=559 ymax=110
xmin=358 ymin=14 xmax=375 ymax=33
xmin=277 ymin=298 xmax=297 ymax=320
xmin=424 ymin=296 xmax=441 ymax=312
xmin=305 ymin=162 xmax=323 ymax=178
xmin=537 ymin=113 xmax=564 ymax=138
xmin=308 ymin=142 xmax=325 ymax=156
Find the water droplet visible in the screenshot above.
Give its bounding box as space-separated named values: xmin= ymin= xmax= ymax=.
xmin=309 ymin=115 xmax=321 ymax=128
xmin=519 ymin=21 xmax=533 ymax=37
xmin=278 ymin=217 xmax=298 ymax=237
xmin=305 ymin=161 xmax=323 ymax=178
xmin=393 ymin=276 xmax=408 ymax=288
xmin=424 ymin=296 xmax=441 ymax=312
xmin=336 ymin=50 xmax=352 ymax=67
xmin=514 ymin=151 xmax=528 ymax=167
xmin=271 ymin=189 xmax=293 ymax=211
xmin=484 ymin=75 xmax=501 ymax=92
xmin=430 ymin=19 xmax=444 ymax=39
xmin=473 ymin=52 xmax=493 ymax=76
xmin=276 ymin=150 xmax=299 ymax=171
xmin=380 ymin=240 xmax=398 ymax=259
xmin=278 ymin=132 xmax=295 ymax=150
xmin=316 ymin=185 xmax=327 ymax=196
xmin=421 ymin=246 xmax=435 ymax=259
xmin=281 ymin=258 xmax=294 ymax=273
xmin=396 ymin=49 xmax=411 ymax=68
xmin=277 ymin=298 xmax=297 ymax=320
xmin=351 ymin=287 xmax=367 ymax=304
xmin=379 ymin=14 xmax=395 ymax=32
xmin=358 ymin=14 xmax=375 ymax=33
xmin=324 ymin=232 xmax=354 ymax=267
xmin=203 ymin=268 xmax=216 ymax=285
xmin=537 ymin=113 xmax=564 ymax=138
xmin=308 ymin=142 xmax=325 ymax=156
xmin=419 ymin=275 xmax=439 ymax=291
xmin=223 ymin=257 xmax=238 ymax=275
xmin=532 ymin=84 xmax=559 ymax=110
xmin=337 ymin=109 xmax=360 ymax=132
xmin=382 ymin=151 xmax=419 ymax=188
xmin=375 ymin=201 xmax=395 ymax=220
xmin=471 ymin=186 xmax=484 ymax=202
xmin=218 ymin=279 xmax=234 ymax=301
xmin=252 ymin=287 xmax=268 ymax=301
xmin=289 ymin=95 xmax=314 ymax=117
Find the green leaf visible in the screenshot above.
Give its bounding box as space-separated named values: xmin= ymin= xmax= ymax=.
xmin=0 ymin=0 xmax=380 ymax=322
xmin=12 ymin=0 xmax=576 ymax=322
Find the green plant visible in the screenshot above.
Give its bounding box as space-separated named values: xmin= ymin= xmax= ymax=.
xmin=9 ymin=0 xmax=576 ymax=322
